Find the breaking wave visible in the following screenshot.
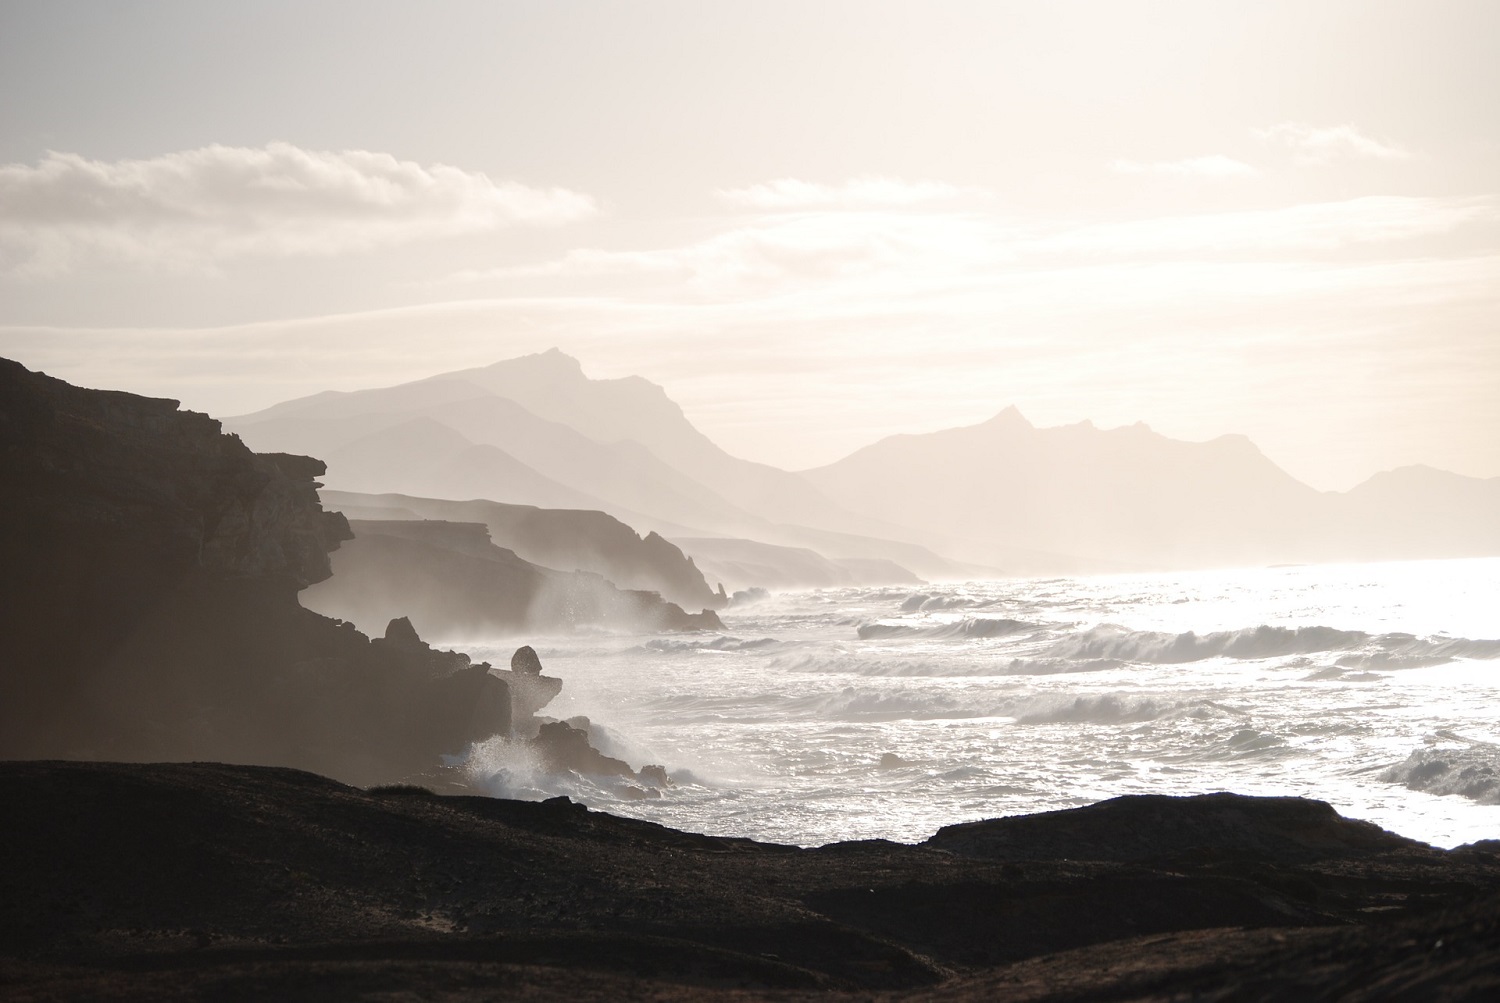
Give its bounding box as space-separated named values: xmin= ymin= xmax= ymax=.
xmin=899 ymin=593 xmax=990 ymax=612
xmin=1381 ymin=741 xmax=1500 ymax=805
xmin=1042 ymin=624 xmax=1500 ymax=665
xmin=1010 ymin=693 xmax=1234 ymax=725
xmin=639 ymin=635 xmax=784 ymax=653
xmin=858 ymin=617 xmax=1040 ymax=640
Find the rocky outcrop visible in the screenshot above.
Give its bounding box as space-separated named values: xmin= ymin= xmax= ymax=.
xmin=301 ymin=518 xmax=724 ymax=638
xmin=3 ymin=762 xmax=1499 ymax=1000
xmin=478 ymin=647 xmax=670 ymax=794
xmin=529 ymin=720 xmax=635 ymax=777
xmin=0 ymin=359 xmax=509 ymax=786
xmin=489 ymin=644 xmax=563 ymax=738
xmin=926 ymin=790 xmax=1425 ymax=863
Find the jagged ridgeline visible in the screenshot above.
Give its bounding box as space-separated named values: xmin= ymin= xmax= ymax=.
xmin=0 ymin=359 xmax=687 ymax=786
xmin=225 ymin=348 xmax=1500 ymax=587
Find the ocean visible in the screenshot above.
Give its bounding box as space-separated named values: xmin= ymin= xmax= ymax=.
xmin=461 ymin=556 xmax=1500 ymax=849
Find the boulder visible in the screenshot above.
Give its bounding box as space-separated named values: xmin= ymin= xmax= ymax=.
xmin=530 ymin=721 xmax=634 ymax=777
xmin=511 ymin=644 xmax=544 ymax=675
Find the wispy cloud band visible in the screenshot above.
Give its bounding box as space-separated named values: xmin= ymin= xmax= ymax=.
xmin=0 ymin=143 xmax=596 ymax=274
xmin=1254 ymin=122 xmax=1412 ymax=163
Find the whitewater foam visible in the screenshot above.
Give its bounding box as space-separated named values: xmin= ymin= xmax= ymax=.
xmin=457 ymin=557 xmax=1500 ymax=848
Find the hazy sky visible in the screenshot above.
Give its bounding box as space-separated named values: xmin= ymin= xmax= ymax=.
xmin=2 ymin=0 xmax=1497 ymax=489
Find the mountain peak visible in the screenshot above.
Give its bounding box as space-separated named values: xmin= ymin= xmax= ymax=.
xmin=486 ymin=347 xmax=584 ymax=378
xmin=985 ymin=405 xmax=1032 ymax=428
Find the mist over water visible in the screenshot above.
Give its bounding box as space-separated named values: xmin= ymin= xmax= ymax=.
xmin=459 ymin=557 xmax=1500 ymax=848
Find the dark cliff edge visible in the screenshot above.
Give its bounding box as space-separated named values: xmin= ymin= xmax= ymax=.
xmin=303 ymin=518 xmax=723 ymax=639
xmin=1 ymin=762 xmax=1497 ymax=1001
xmin=0 ymin=358 xmax=508 ymax=787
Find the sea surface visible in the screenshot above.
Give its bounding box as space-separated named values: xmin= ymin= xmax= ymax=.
xmin=460 ymin=557 xmax=1500 ymax=849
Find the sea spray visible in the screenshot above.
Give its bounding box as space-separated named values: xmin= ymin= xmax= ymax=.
xmin=450 ymin=558 xmax=1500 ymax=848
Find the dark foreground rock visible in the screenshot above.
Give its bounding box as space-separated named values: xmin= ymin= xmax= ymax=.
xmin=1 ymin=762 xmax=1497 ymax=1002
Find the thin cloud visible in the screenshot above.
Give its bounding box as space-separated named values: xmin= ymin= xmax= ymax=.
xmin=1254 ymin=122 xmax=1413 ymax=163
xmin=1110 ymin=155 xmax=1258 ymax=178
xmin=0 ymin=143 xmax=596 ymax=275
xmin=441 ymin=195 xmax=1494 ymax=296
xmin=441 ymin=210 xmax=995 ymax=293
xmin=717 ymin=176 xmax=981 ymax=210
xmin=1035 ymin=196 xmax=1496 ymax=257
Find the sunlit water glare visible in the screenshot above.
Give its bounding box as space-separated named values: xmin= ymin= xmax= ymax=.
xmin=461 ymin=557 xmax=1500 ymax=849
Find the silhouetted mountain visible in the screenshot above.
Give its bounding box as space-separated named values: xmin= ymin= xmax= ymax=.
xmin=324 ymin=490 xmax=725 ymax=609
xmin=227 ymin=375 xmax=758 ymax=534
xmin=230 ymin=351 xmax=1497 ymax=576
xmin=803 ymin=408 xmax=1499 ymax=571
xmin=1321 ymin=465 xmax=1500 ymax=561
xmin=303 ymin=519 xmax=722 ymax=639
xmin=443 ymin=349 xmax=878 ymax=533
xmin=319 ymin=417 xmax=621 ymax=512
xmin=226 ymin=350 xmax=974 ymax=577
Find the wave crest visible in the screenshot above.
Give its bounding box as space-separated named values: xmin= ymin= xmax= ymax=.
xmin=1381 ymin=744 xmax=1500 ymax=805
xmin=858 ymin=617 xmax=1039 ymax=640
xmin=1044 ymin=624 xmax=1500 ymax=665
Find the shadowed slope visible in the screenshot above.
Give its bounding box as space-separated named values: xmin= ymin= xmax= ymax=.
xmin=3 ymin=762 xmax=1498 ymax=1001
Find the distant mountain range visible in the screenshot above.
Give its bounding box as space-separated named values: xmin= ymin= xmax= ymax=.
xmin=227 ymin=349 xmax=1500 ymax=582
xmin=802 ymin=409 xmax=1500 ymax=570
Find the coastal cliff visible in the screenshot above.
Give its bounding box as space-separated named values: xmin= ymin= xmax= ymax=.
xmin=303 ymin=517 xmax=723 ymax=638
xmin=322 ymin=489 xmax=728 ymax=611
xmin=0 ymin=358 xmax=509 ymax=786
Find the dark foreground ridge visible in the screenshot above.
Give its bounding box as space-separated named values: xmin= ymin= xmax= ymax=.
xmin=2 ymin=762 xmax=1497 ymax=1001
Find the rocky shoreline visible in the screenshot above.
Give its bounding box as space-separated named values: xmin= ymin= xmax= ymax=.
xmin=2 ymin=760 xmax=1497 ymax=1001
xmin=4 ymin=358 xmax=1498 ymax=999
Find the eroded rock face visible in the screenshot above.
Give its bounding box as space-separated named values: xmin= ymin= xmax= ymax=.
xmin=0 ymin=358 xmax=509 ymax=786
